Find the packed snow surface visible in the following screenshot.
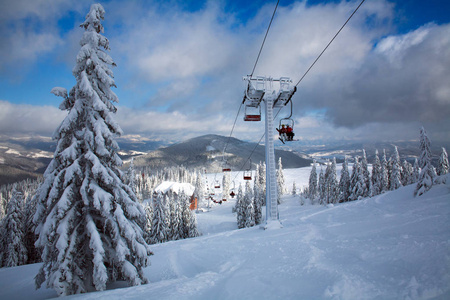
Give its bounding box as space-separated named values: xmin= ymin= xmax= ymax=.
xmin=0 ymin=170 xmax=449 ymax=300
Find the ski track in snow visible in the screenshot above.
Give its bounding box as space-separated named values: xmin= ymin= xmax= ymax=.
xmin=0 ymin=171 xmax=449 ymax=300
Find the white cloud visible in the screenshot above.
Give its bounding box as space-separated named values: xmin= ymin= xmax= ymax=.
xmin=1 ymin=0 xmax=449 ymax=144
xmin=0 ymin=100 xmax=65 ymax=135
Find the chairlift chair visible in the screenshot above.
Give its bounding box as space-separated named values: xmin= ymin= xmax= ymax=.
xmin=244 ymin=104 xmax=261 ymax=122
xmin=222 ymin=160 xmax=231 ymax=172
xmin=214 ymin=180 xmax=221 ymax=189
xmin=277 ymin=98 xmax=296 ymax=143
xmin=243 ymin=159 xmax=252 ymax=180
xmin=273 ymin=77 xmax=297 ymax=108
xmin=244 ymin=76 xmax=265 ymax=105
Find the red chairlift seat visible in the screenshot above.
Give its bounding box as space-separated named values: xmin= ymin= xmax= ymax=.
xmin=222 ymin=168 xmax=231 ymax=172
xmin=243 ymin=104 xmax=261 ymax=122
xmin=244 ymin=114 xmax=261 ymax=122
xmin=243 ymin=170 xmax=252 ymax=180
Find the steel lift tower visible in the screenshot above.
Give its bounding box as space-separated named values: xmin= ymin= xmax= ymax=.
xmin=242 ymin=76 xmax=296 ymax=229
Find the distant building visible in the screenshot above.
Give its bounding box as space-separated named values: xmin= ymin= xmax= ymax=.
xmin=153 ymin=181 xmax=197 ymax=210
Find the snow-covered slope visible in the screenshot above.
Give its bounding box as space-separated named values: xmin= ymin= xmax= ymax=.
xmin=1 ymin=171 xmax=449 ymax=300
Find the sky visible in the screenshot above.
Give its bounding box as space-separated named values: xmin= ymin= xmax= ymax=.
xmin=0 ymin=0 xmax=449 ymax=145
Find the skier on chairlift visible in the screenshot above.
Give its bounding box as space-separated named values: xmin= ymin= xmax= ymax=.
xmin=276 ymin=124 xmax=287 ymax=141
xmin=286 ymin=125 xmax=294 ymax=141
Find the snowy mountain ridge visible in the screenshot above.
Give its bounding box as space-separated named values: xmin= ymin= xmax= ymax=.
xmin=130 ymin=134 xmax=311 ymax=172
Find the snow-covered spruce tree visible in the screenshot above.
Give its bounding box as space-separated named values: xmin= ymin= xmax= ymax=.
xmin=415 ymin=127 xmax=435 ymax=196
xmin=390 ymin=146 xmax=403 ymax=190
xmin=126 ymin=158 xmax=137 ymax=196
xmin=143 ymin=201 xmax=153 ymax=245
xmin=402 ymin=160 xmax=413 ymax=186
xmin=276 ymin=157 xmax=286 ymax=204
xmin=257 ymin=161 xmax=266 ymax=206
xmin=371 ymin=150 xmax=382 ymax=196
xmin=292 ymin=181 xmax=297 ymax=196
xmin=235 ymin=184 xmax=245 ymax=229
xmin=325 ymin=158 xmax=339 ymax=204
xmin=308 ymin=160 xmax=318 ymax=202
xmin=177 ymin=191 xmax=199 ymax=240
xmin=380 ymin=150 xmax=389 ymax=193
xmin=253 ymin=176 xmax=263 ymax=225
xmin=413 ymin=158 xmax=420 ymax=183
xmin=150 ymin=193 xmax=169 ymax=243
xmin=168 ymin=192 xmax=181 ymax=241
xmin=33 ymin=4 xmax=151 ymax=295
xmin=193 ymin=171 xmax=205 ymax=208
xmin=244 ymin=181 xmax=255 ymax=228
xmin=318 ymin=168 xmax=325 ymax=205
xmin=437 ymin=147 xmax=449 ymax=176
xmin=0 ymin=185 xmax=28 ymax=268
xmin=24 ymin=192 xmax=41 ymax=264
xmin=222 ymin=172 xmax=231 ymax=201
xmin=338 ymin=156 xmax=351 ymax=202
xmin=349 ymin=157 xmax=362 ymax=201
xmin=361 ymin=150 xmax=371 ymax=197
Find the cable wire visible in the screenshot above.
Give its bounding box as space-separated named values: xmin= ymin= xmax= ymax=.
xmin=295 ymin=0 xmax=365 ymax=87
xmin=250 ymin=0 xmax=280 ymax=77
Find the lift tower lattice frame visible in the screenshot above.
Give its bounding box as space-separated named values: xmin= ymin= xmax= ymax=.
xmin=242 ymin=76 xmax=296 ymax=229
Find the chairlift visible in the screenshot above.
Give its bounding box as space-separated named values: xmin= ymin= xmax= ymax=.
xmin=222 ymin=160 xmax=231 ymax=172
xmin=273 ymin=77 xmax=297 ymax=107
xmin=243 ymin=104 xmax=261 ymax=122
xmin=277 ymin=100 xmax=295 ymax=144
xmin=244 ymin=76 xmax=265 ymax=105
xmin=214 ymin=180 xmax=221 ymax=189
xmin=243 ymin=159 xmax=252 ymax=180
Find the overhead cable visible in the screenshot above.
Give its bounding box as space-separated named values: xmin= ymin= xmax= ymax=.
xmin=295 ymin=0 xmax=366 ymax=87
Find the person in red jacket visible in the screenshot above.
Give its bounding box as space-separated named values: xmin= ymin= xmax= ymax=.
xmin=276 ymin=125 xmax=287 ymax=141
xmin=286 ymin=125 xmax=294 ymax=141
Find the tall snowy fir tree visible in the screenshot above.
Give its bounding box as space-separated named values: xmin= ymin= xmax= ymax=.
xmin=380 ymin=149 xmax=389 ymax=193
xmin=413 ymin=158 xmax=420 ymax=183
xmin=150 ymin=193 xmax=169 ymax=243
xmin=371 ymin=150 xmax=382 ymax=196
xmin=390 ymin=146 xmax=403 ymax=190
xmin=235 ymin=184 xmax=245 ymax=229
xmin=143 ymin=201 xmax=153 ymax=245
xmin=360 ymin=150 xmax=371 ymax=197
xmin=168 ymin=193 xmax=182 ymax=241
xmin=318 ymin=169 xmax=325 ymax=205
xmin=126 ymin=158 xmax=137 ymax=195
xmin=277 ymin=157 xmax=286 ymax=196
xmin=32 ymin=4 xmax=151 ymax=296
xmin=243 ymin=181 xmax=255 ymax=228
xmin=349 ymin=157 xmax=364 ymax=201
xmin=401 ymin=160 xmax=413 ymax=186
xmin=415 ymin=127 xmax=435 ymax=196
xmin=291 ymin=181 xmax=297 ymax=196
xmin=324 ymin=158 xmax=339 ymax=204
xmin=338 ymin=156 xmax=350 ymax=202
xmin=0 ymin=185 xmax=28 ymax=268
xmin=308 ymin=160 xmax=318 ymax=202
xmin=193 ymin=171 xmax=205 ymax=208
xmin=222 ymin=172 xmax=231 ymax=201
xmin=437 ymin=147 xmax=449 ymax=176
xmin=253 ymin=175 xmax=263 ymax=225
